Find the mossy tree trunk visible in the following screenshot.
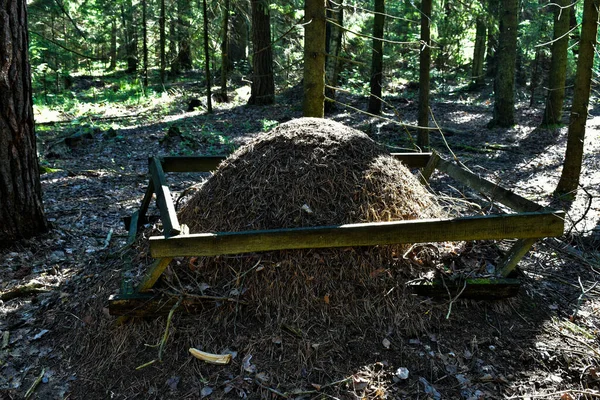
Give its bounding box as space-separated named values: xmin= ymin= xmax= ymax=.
xmin=174 ymin=0 xmax=192 ymax=71
xmin=555 ymin=0 xmax=600 ymax=197
xmin=0 ymin=0 xmax=48 ymax=243
xmin=471 ymin=15 xmax=486 ymax=88
xmin=417 ymin=0 xmax=432 ymax=150
xmin=490 ymin=0 xmax=518 ymax=127
xmin=324 ymin=0 xmax=343 ymax=113
xmin=542 ymin=0 xmax=570 ymax=126
xmin=367 ymin=0 xmax=385 ymax=115
xmin=248 ymin=0 xmax=275 ymax=105
xmin=303 ymin=0 xmax=326 ymax=117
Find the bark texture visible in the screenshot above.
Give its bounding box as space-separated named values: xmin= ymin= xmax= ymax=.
xmin=542 ymin=0 xmax=570 ymax=126
xmin=324 ymin=0 xmax=343 ymax=113
xmin=471 ymin=15 xmax=486 ymax=88
xmin=490 ymin=0 xmax=518 ymax=127
xmin=303 ymin=0 xmax=326 ymax=117
xmin=417 ymin=0 xmax=432 ymax=149
xmin=248 ymin=0 xmax=274 ymax=105
xmin=202 ymin=0 xmax=212 ymax=112
xmin=367 ymin=0 xmax=385 ymax=114
xmin=0 ymin=0 xmax=48 ymax=242
xmin=555 ymin=0 xmax=599 ymax=196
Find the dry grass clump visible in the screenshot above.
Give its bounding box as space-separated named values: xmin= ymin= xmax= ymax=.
xmin=173 ymin=118 xmax=450 ymax=335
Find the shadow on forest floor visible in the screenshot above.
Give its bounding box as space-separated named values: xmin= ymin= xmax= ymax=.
xmin=1 ymin=76 xmax=600 ymax=399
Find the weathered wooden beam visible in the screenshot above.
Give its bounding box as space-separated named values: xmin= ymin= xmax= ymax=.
xmin=159 ymin=156 xmax=227 ymax=173
xmin=409 ymin=278 xmax=520 ymax=299
xmin=136 ymin=257 xmax=173 ymax=292
xmin=390 ymin=152 xmax=432 ymax=168
xmin=138 ymin=179 xmax=155 ymax=223
xmin=108 ymin=292 xmax=245 ymax=317
xmin=149 ymin=158 xmax=181 ymax=237
xmin=419 ymin=151 xmax=440 ymax=184
xmin=127 ymin=211 xmax=139 ymax=245
xmin=498 ymin=238 xmax=537 ymax=277
xmin=149 ymin=211 xmax=565 ymax=258
xmin=108 ymin=293 xmax=203 ymax=317
xmin=436 ymin=158 xmax=543 ymax=213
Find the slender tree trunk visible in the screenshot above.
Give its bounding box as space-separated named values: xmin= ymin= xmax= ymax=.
xmin=490 ymin=0 xmax=518 ymax=127
xmin=220 ymin=0 xmax=231 ymax=101
xmin=555 ymin=0 xmax=599 ymax=196
xmin=176 ymin=0 xmax=192 ymax=70
xmin=109 ymin=19 xmax=117 ymax=70
xmin=0 ymin=0 xmax=48 ymax=243
xmin=542 ymin=0 xmax=570 ymax=126
xmin=160 ymin=0 xmax=166 ymax=83
xmin=471 ymin=15 xmax=486 ymax=88
xmin=229 ymin=1 xmax=249 ymax=67
xmin=324 ymin=0 xmax=343 ymax=113
xmin=417 ymin=0 xmax=432 ymax=150
xmin=142 ymin=0 xmax=148 ymax=87
xmin=202 ymin=0 xmax=212 ymax=113
xmin=367 ymin=0 xmax=385 ymax=114
xmin=248 ymin=0 xmax=274 ymax=105
xmin=303 ymin=0 xmax=326 ymax=117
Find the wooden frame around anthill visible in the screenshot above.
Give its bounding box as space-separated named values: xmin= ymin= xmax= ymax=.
xmin=112 ymin=152 xmax=564 ymax=315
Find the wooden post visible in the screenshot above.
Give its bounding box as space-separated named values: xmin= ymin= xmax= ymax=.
xmin=136 ymin=257 xmax=174 ymax=292
xmin=149 ymin=158 xmax=181 ymax=237
xmin=498 ymin=238 xmax=537 ymax=277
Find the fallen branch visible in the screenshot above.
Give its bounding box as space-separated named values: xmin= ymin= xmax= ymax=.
xmin=0 ymin=283 xmax=50 ymax=301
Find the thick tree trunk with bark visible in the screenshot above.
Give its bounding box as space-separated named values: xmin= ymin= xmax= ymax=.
xmin=324 ymin=0 xmax=343 ymax=113
xmin=542 ymin=0 xmax=570 ymax=126
xmin=490 ymin=0 xmax=518 ymax=127
xmin=303 ymin=0 xmax=326 ymax=117
xmin=471 ymin=15 xmax=486 ymax=88
xmin=367 ymin=0 xmax=385 ymax=115
xmin=417 ymin=0 xmax=432 ymax=150
xmin=0 ymin=0 xmax=48 ymax=243
xmin=248 ymin=0 xmax=274 ymax=105
xmin=555 ymin=0 xmax=599 ymax=196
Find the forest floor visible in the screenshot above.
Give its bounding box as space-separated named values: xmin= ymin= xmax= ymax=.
xmin=1 ymin=74 xmax=600 ymax=399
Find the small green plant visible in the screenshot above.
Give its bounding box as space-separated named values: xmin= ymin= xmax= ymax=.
xmin=261 ymin=119 xmax=279 ymax=132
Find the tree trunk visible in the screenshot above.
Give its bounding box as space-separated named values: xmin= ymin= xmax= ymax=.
xmin=220 ymin=0 xmax=231 ymax=101
xmin=0 ymin=0 xmax=48 ymax=243
xmin=175 ymin=0 xmax=192 ymax=71
xmin=471 ymin=15 xmax=486 ymax=88
xmin=367 ymin=0 xmax=385 ymax=115
xmin=490 ymin=0 xmax=518 ymax=127
xmin=417 ymin=0 xmax=432 ymax=150
xmin=555 ymin=0 xmax=599 ymax=196
xmin=160 ymin=0 xmax=166 ymax=83
xmin=109 ymin=19 xmax=117 ymax=70
xmin=142 ymin=0 xmax=148 ymax=87
xmin=303 ymin=0 xmax=326 ymax=117
xmin=324 ymin=0 xmax=343 ymax=113
xmin=542 ymin=0 xmax=570 ymax=126
xmin=202 ymin=0 xmax=212 ymax=113
xmin=229 ymin=1 xmax=249 ymax=67
xmin=248 ymin=0 xmax=274 ymax=105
